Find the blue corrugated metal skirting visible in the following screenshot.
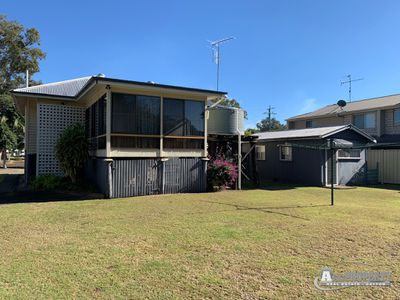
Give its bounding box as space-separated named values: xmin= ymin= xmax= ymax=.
xmin=109 ymin=158 xmax=207 ymax=198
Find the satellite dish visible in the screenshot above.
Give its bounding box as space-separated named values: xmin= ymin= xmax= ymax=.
xmin=337 ymin=99 xmax=347 ymax=108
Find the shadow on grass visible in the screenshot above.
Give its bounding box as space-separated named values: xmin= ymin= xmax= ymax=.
xmin=196 ymin=200 xmax=330 ymax=221
xmin=363 ymin=184 xmax=400 ymax=191
xmin=242 ymin=181 xmax=312 ymax=191
xmin=0 ymin=191 xmax=104 ymax=205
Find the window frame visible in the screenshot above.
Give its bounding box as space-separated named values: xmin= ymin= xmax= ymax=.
xmin=337 ymin=149 xmax=361 ymax=160
xmin=111 ymin=92 xmax=161 ymax=135
xmin=279 ymin=144 xmax=293 ymax=162
xmin=394 ymin=109 xmax=400 ymax=125
xmin=163 ymin=98 xmax=205 ymax=137
xmin=353 ymin=112 xmax=376 ymax=129
xmin=305 ymin=120 xmax=314 ymax=128
xmin=364 ymin=112 xmax=376 ymax=129
xmin=255 ymin=145 xmax=266 ymax=161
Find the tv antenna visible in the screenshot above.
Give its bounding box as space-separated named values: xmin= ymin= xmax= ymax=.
xmin=209 ymin=37 xmax=235 ymax=90
xmin=340 ymin=74 xmax=364 ymax=102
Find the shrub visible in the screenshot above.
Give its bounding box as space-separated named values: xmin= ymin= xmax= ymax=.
xmin=30 ymin=175 xmax=64 ymax=191
xmin=56 ymin=123 xmax=88 ymax=183
xmin=207 ymin=156 xmax=238 ymax=189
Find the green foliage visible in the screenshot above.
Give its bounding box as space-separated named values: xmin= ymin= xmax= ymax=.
xmin=244 ymin=128 xmax=257 ymax=136
xmin=217 ymin=97 xmax=248 ymax=119
xmin=0 ymin=94 xmax=24 ymax=150
xmin=0 ymin=119 xmax=17 ymax=151
xmin=30 ymin=175 xmax=64 ymax=191
xmin=0 ymin=15 xmax=46 ymax=93
xmin=0 ymin=15 xmax=45 ymax=165
xmin=29 ymin=175 xmax=91 ymax=191
xmin=56 ymin=123 xmax=89 ymax=183
xmin=256 ymin=117 xmax=287 ymax=132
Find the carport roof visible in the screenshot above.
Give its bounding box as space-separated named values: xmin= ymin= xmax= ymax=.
xmin=253 ymin=125 xmax=376 ymax=143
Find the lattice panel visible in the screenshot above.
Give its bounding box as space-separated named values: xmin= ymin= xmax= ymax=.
xmin=37 ymin=104 xmax=85 ymax=176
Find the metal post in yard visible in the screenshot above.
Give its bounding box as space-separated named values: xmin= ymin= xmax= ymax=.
xmin=330 ymin=139 xmax=334 ymax=206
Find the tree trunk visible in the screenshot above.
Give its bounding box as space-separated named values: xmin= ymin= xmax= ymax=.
xmin=1 ymin=148 xmax=7 ymax=169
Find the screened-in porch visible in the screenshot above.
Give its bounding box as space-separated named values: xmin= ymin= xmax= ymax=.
xmin=85 ymin=91 xmax=207 ymax=158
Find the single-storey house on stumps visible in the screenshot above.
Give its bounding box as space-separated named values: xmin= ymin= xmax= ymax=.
xmin=253 ymin=125 xmax=376 ymax=186
xmin=11 ymin=75 xmax=232 ymax=198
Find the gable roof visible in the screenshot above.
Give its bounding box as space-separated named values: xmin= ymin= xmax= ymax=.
xmin=287 ymin=93 xmax=400 ymax=121
xmin=254 ymin=125 xmax=376 ymax=143
xmin=11 ymin=75 xmax=227 ymax=100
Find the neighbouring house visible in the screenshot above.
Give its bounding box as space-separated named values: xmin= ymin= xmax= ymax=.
xmin=11 ymin=75 xmax=244 ymax=198
xmin=253 ymin=125 xmax=376 ymax=186
xmin=287 ymin=94 xmax=400 ymax=184
xmin=286 ymin=93 xmax=400 ymax=142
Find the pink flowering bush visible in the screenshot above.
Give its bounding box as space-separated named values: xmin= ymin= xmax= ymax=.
xmin=207 ymin=156 xmax=238 ymax=189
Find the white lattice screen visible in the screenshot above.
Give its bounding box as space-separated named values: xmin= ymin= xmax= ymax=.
xmin=37 ymin=104 xmax=85 ymax=176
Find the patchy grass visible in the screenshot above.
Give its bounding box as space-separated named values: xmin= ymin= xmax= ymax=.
xmin=0 ymin=186 xmax=399 ymax=298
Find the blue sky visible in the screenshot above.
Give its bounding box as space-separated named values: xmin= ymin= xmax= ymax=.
xmin=3 ymin=0 xmax=400 ymax=128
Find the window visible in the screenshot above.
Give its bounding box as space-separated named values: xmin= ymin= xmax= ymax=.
xmin=337 ymin=149 xmax=361 ymax=159
xmin=394 ymin=109 xmax=400 ymax=125
xmin=111 ymin=93 xmax=160 ymax=135
xmin=280 ymin=144 xmax=292 ymax=161
xmin=353 ymin=113 xmax=375 ymax=129
xmin=163 ymin=98 xmax=204 ymax=136
xmin=85 ymin=95 xmax=107 ymax=150
xmin=256 ymin=145 xmax=265 ymax=160
xmin=306 ymin=120 xmax=314 ymax=128
xmin=365 ymin=112 xmax=376 ymax=129
xmin=353 ymin=114 xmax=364 ymax=128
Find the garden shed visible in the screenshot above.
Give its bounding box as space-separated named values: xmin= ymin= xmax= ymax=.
xmin=254 ymin=125 xmax=376 ymax=186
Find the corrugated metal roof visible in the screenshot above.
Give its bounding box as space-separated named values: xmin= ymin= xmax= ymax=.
xmin=254 ymin=125 xmax=376 ymax=142
xmin=13 ymin=76 xmax=92 ymax=98
xmin=287 ymin=94 xmax=400 ymax=121
xmin=12 ymin=76 xmax=226 ymax=99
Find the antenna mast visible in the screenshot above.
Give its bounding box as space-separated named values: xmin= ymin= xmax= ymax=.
xmin=209 ymin=37 xmax=235 ymax=91
xmin=340 ymin=74 xmax=363 ymax=102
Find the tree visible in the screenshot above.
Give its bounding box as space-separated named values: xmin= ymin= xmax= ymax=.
xmin=0 ymin=117 xmax=17 ymax=168
xmin=0 ymin=15 xmax=46 ymax=93
xmin=56 ymin=123 xmax=89 ymax=183
xmin=0 ymin=15 xmax=45 ymax=167
xmin=217 ymin=97 xmax=248 ymax=119
xmin=256 ymin=117 xmax=287 ymax=132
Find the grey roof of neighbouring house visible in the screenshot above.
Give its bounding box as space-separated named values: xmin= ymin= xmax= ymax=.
xmin=12 ymin=75 xmax=226 ymax=99
xmin=287 ymin=93 xmax=400 ymax=121
xmin=254 ymin=125 xmax=376 ymax=143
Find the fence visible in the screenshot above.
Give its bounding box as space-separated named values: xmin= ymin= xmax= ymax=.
xmin=366 ymin=149 xmax=400 ymax=184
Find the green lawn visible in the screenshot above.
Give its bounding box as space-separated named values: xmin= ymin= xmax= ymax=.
xmin=0 ymin=186 xmax=399 ymax=299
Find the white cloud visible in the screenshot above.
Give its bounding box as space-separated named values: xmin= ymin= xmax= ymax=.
xmin=300 ymin=98 xmax=318 ymax=113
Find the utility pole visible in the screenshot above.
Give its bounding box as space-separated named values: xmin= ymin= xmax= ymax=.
xmin=265 ymin=105 xmax=276 ymax=131
xmin=209 ymin=37 xmax=235 ymax=91
xmin=340 ymin=74 xmax=363 ymax=102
